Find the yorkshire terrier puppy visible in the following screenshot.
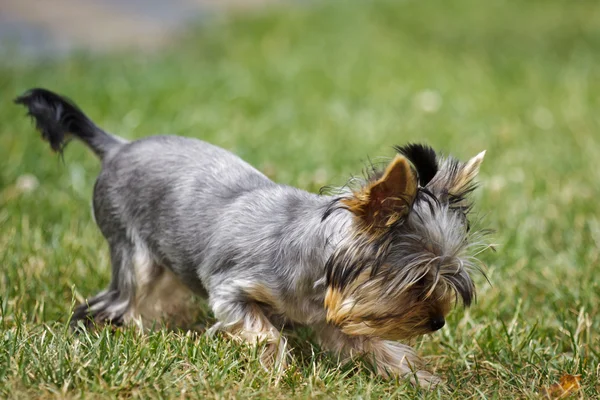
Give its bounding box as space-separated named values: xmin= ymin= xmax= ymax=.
xmin=16 ymin=88 xmax=489 ymax=387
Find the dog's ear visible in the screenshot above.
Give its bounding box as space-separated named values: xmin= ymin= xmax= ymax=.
xmin=449 ymin=150 xmax=486 ymax=196
xmin=343 ymin=155 xmax=418 ymax=229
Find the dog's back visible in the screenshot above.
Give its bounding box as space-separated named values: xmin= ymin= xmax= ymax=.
xmin=16 ymin=88 xmax=488 ymax=387
xmin=15 ymin=88 xmax=336 ymax=329
xmin=94 ymin=135 xmax=275 ymax=291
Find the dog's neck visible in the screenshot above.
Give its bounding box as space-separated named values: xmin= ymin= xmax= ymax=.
xmin=264 ymin=190 xmax=353 ymax=324
xmin=277 ymin=191 xmax=354 ymax=282
xmin=290 ymin=192 xmax=352 ymax=259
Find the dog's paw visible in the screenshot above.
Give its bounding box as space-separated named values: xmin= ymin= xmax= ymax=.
xmin=413 ymin=370 xmax=443 ymax=389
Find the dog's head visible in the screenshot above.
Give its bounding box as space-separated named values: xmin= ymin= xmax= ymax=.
xmin=324 ymin=144 xmax=489 ymax=340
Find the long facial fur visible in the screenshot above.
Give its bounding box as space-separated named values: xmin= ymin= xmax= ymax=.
xmin=16 ymin=89 xmax=489 ymax=361
xmin=324 ymin=144 xmax=488 ymax=340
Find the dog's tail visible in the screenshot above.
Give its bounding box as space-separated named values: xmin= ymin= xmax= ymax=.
xmin=14 ymin=88 xmax=126 ymax=159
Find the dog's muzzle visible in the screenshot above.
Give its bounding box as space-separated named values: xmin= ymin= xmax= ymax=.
xmin=429 ymin=316 xmax=445 ymax=331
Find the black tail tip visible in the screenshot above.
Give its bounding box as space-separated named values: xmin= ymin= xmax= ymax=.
xmin=15 ymin=88 xmax=83 ymax=154
xmin=13 ymin=88 xmax=69 ymax=112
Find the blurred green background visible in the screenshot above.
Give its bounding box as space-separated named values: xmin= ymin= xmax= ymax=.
xmin=1 ymin=0 xmax=599 ymax=398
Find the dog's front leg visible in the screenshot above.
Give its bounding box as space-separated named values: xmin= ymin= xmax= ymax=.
xmin=208 ymin=283 xmax=288 ymax=374
xmin=316 ymin=324 xmax=441 ymax=388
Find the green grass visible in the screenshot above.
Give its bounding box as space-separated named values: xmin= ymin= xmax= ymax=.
xmin=1 ymin=0 xmax=600 ymax=397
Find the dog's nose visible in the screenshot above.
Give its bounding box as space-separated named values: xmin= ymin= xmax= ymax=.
xmin=430 ymin=316 xmax=445 ymax=331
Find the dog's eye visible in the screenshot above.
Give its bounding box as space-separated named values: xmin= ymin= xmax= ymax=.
xmin=416 ymin=276 xmax=429 ymax=290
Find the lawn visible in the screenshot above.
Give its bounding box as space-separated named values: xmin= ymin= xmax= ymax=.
xmin=1 ymin=0 xmax=599 ymax=398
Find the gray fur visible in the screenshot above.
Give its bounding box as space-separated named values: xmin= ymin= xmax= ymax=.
xmin=17 ymin=88 xmax=489 ymax=386
xmin=93 ymin=134 xmax=348 ymax=325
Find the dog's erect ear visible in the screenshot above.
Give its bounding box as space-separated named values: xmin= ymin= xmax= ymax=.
xmin=343 ymin=155 xmax=418 ymax=229
xmin=450 ymin=150 xmax=486 ymax=196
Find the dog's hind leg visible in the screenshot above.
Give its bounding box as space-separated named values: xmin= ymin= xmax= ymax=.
xmin=71 ymin=233 xmax=197 ymax=330
xmin=124 ymin=245 xmax=198 ymax=330
xmin=71 ymin=238 xmax=137 ymax=329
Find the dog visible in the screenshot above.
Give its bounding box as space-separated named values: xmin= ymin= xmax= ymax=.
xmin=15 ymin=88 xmax=489 ymax=387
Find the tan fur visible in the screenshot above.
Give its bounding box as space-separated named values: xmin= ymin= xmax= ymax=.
xmin=323 ymin=287 xmax=344 ymax=322
xmin=342 ymin=155 xmax=418 ymax=230
xmin=244 ymin=282 xmax=282 ymax=311
xmin=221 ymin=303 xmax=288 ymax=375
xmin=124 ymin=245 xmax=198 ymax=329
xmin=317 ymin=324 xmax=441 ymax=387
xmin=18 ymin=89 xmax=488 ymax=390
xmin=324 ymin=269 xmax=372 ymax=325
xmin=325 ymin=268 xmax=453 ymax=340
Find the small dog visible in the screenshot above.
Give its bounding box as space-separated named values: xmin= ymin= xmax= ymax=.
xmin=16 ymin=88 xmax=489 ymax=387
